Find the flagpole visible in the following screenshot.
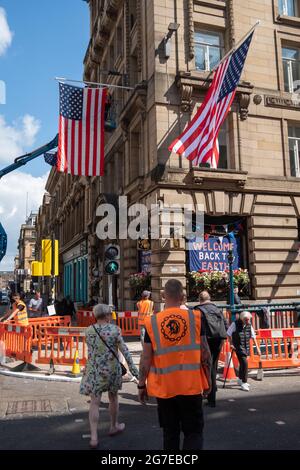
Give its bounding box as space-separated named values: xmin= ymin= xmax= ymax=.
xmin=210 ymin=20 xmax=260 ymax=73
xmin=55 ymin=77 xmax=134 ymax=91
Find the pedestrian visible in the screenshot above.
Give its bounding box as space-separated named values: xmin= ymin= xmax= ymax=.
xmin=137 ymin=290 xmax=154 ymax=343
xmin=28 ymin=290 xmax=43 ymax=318
xmin=227 ymin=286 xmax=242 ymax=305
xmin=138 ymin=279 xmax=211 ymax=451
xmin=195 ymin=290 xmax=228 ymax=407
xmin=80 ymin=303 xmax=139 ymax=449
xmin=54 ymin=294 xmax=65 ymax=316
xmin=227 ymin=311 xmax=261 ymax=391
xmin=0 ymin=293 xmax=29 ymax=326
xmin=64 ymin=295 xmax=76 ymax=319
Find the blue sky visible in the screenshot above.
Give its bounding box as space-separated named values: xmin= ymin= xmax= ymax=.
xmin=1 ymin=0 xmax=89 ymax=176
xmin=0 ymin=1 xmax=90 ymax=270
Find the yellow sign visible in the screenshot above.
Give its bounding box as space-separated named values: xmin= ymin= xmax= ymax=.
xmin=32 ymin=239 xmax=59 ymax=277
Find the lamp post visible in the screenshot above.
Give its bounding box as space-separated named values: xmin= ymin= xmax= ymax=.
xmin=227 ymin=232 xmax=235 ymax=322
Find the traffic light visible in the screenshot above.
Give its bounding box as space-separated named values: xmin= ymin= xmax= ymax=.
xmin=104 ymin=244 xmax=120 ymax=275
xmin=32 ymin=239 xmax=59 ymax=276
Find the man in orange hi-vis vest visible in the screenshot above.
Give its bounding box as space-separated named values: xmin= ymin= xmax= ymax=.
xmin=137 ymin=279 xmax=212 ymax=450
xmin=137 ymin=290 xmax=154 ymax=343
xmin=2 ymin=293 xmax=29 ymax=326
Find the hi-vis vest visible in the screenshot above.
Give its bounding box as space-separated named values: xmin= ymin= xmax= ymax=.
xmin=137 ymin=299 xmax=154 ymax=326
xmin=144 ymin=307 xmax=209 ymax=399
xmin=13 ymin=301 xmax=29 ymax=326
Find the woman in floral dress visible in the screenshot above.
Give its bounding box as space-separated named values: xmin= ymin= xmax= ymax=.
xmin=80 ymin=304 xmax=139 ymax=448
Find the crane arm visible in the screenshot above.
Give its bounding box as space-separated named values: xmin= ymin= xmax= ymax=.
xmin=0 ymin=134 xmax=58 ymax=180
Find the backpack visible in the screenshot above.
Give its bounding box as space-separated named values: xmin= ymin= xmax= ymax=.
xmin=197 ymin=304 xmax=227 ymax=339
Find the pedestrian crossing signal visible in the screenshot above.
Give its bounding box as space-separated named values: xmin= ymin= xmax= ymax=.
xmin=104 ymin=244 xmax=120 ymax=275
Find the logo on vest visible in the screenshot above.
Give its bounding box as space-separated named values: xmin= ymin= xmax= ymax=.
xmin=161 ymin=314 xmax=188 ymax=342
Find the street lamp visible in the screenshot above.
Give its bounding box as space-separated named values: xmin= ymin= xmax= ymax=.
xmin=227 ymin=232 xmax=235 ymax=321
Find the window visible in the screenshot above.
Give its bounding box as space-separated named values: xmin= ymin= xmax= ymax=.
xmin=199 ymin=124 xmax=229 ymax=169
xmin=279 ymin=0 xmax=297 ymax=16
xmin=195 ymin=30 xmax=223 ymax=72
xmin=282 ymin=46 xmax=300 ymax=92
xmin=31 ymin=247 xmax=35 ymax=258
xmin=288 ymin=126 xmax=300 ymax=176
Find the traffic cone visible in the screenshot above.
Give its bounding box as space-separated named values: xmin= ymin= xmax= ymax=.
xmin=222 ymin=343 xmax=236 ymax=384
xmin=71 ymin=350 xmax=81 ymax=376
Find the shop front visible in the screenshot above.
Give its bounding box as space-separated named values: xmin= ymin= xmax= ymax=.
xmin=63 ymin=241 xmax=88 ymax=304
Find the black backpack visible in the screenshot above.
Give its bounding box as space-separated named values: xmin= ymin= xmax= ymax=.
xmin=197 ymin=304 xmax=227 ymax=339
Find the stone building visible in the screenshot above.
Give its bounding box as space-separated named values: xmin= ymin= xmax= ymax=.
xmin=0 ymin=271 xmax=14 ymax=291
xmin=16 ymin=211 xmax=38 ymax=293
xmin=38 ymin=0 xmax=300 ymax=309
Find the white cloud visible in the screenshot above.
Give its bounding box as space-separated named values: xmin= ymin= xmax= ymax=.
xmin=0 ymin=7 xmax=13 ymax=56
xmin=0 ymin=114 xmax=41 ymax=164
xmin=0 ymin=171 xmax=49 ymax=270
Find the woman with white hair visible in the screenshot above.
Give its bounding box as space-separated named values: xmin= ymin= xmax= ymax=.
xmin=80 ymin=303 xmax=139 ymax=449
xmin=227 ymin=311 xmax=261 ymax=391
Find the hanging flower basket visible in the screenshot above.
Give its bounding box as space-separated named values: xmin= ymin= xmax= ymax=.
xmin=128 ymin=272 xmax=152 ymax=300
xmin=187 ymin=269 xmax=250 ymax=301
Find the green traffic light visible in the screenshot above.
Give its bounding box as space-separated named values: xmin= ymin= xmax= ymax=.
xmin=105 ymin=261 xmax=119 ymax=274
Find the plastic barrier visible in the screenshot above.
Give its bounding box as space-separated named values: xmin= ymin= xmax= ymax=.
xmin=76 ymin=310 xmax=95 ymax=327
xmin=36 ymin=326 xmax=87 ymax=365
xmin=248 ymin=328 xmax=300 ymax=369
xmin=117 ymin=312 xmax=140 ymax=336
xmin=219 ymin=329 xmax=300 ymax=371
xmin=0 ymin=323 xmax=32 ymax=363
xmin=7 ymin=316 xmax=72 ymax=346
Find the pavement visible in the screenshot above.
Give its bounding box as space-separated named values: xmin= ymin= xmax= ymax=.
xmin=0 ymin=361 xmax=299 ymax=450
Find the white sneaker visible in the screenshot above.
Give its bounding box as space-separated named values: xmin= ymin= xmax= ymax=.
xmin=237 ymin=378 xmax=242 ymax=386
xmin=240 ymin=382 xmax=250 ymax=392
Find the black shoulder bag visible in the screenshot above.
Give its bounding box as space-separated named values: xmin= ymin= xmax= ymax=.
xmin=92 ymin=325 xmax=127 ymax=376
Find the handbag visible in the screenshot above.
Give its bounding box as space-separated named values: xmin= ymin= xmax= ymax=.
xmin=92 ymin=325 xmax=127 ymax=376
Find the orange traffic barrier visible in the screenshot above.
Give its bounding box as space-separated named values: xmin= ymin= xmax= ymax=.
xmin=221 ymin=341 xmax=236 ymax=382
xmin=7 ymin=315 xmax=72 ymax=346
xmin=0 ymin=323 xmax=32 ymax=363
xmin=117 ymin=311 xmax=140 ymax=336
xmin=76 ymin=310 xmax=95 ymax=327
xmin=248 ymin=328 xmax=300 ymax=369
xmin=36 ymin=326 xmax=87 ymax=365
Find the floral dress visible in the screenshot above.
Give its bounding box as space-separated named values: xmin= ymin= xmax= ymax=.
xmin=80 ymin=322 xmax=139 ymax=396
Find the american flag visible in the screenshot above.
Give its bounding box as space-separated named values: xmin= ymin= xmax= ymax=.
xmin=169 ymin=32 xmax=254 ymax=168
xmin=57 ymin=83 xmax=107 ymax=176
xmin=44 ymin=151 xmax=57 ymax=167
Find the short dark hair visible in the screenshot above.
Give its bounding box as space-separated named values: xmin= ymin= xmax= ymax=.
xmin=164 ymin=279 xmax=184 ymax=301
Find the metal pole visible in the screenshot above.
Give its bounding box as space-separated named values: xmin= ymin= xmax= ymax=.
xmin=55 ymin=77 xmax=134 ymax=91
xmin=51 ymin=232 xmax=56 ymax=304
xmin=227 ymin=232 xmax=235 ymax=322
xmin=108 ymin=275 xmax=113 ymax=307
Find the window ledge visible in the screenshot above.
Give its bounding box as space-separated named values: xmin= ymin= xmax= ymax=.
xmin=277 ymin=14 xmax=300 ymax=26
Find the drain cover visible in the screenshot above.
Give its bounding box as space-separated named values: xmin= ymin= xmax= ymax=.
xmin=6 ymin=400 xmax=52 ymax=415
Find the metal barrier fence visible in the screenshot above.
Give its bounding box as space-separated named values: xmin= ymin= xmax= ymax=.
xmin=219 ymin=303 xmax=300 ymax=329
